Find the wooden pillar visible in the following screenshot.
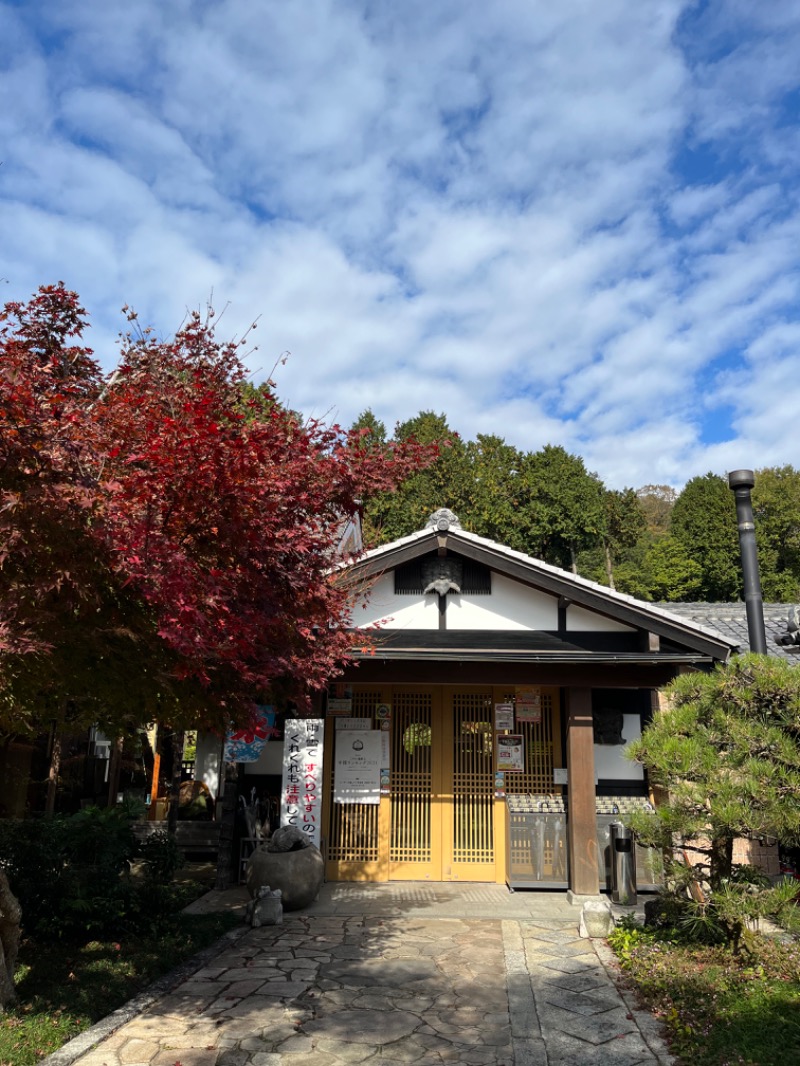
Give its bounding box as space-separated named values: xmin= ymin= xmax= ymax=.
xmin=566 ymin=687 xmax=598 ymax=898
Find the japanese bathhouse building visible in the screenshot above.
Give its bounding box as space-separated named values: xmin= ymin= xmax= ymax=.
xmin=318 ymin=509 xmax=738 ymax=898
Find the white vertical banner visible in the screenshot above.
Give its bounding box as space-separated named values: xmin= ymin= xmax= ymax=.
xmin=281 ymin=718 xmax=325 ymax=848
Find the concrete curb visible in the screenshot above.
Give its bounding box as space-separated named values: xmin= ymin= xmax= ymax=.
xmin=592 ymin=938 xmax=677 ymax=1066
xmin=37 ymin=923 xmax=249 ymax=1066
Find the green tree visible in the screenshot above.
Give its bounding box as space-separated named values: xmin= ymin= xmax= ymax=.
xmin=356 ymin=417 xmax=615 ymax=572
xmin=358 ymin=411 xmax=468 ymax=543
xmin=523 ymin=445 xmax=606 ymax=572
xmin=627 ymin=655 xmax=800 ymax=893
xmin=462 ymin=435 xmax=529 ymax=550
xmin=599 ymin=488 xmax=646 ymax=589
xmin=670 ymin=473 xmax=741 ymax=601
xmin=601 ymin=544 xmax=652 ymax=598
xmin=351 ymin=408 xmax=387 ymax=445
xmin=640 ymin=535 xmax=704 ymax=601
xmin=752 ymin=465 xmax=800 ymax=602
xmin=636 ymin=484 xmax=677 ymax=536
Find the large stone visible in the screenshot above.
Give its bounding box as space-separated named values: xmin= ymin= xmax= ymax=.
xmin=246 ymin=844 xmax=324 ymax=911
xmin=578 ymin=900 xmax=616 ymax=939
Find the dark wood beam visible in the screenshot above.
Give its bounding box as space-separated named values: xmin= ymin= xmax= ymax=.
xmin=339 ymin=659 xmax=686 ymax=688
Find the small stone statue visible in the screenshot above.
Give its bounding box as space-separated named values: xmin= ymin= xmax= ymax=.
xmin=245 ymin=885 xmax=283 ymax=927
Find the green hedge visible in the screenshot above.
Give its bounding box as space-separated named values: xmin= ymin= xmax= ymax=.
xmin=0 ymin=806 xmax=184 ymax=938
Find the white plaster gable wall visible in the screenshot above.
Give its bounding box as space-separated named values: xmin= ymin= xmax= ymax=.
xmin=353 ymin=570 xmax=642 ymax=633
xmin=353 ymin=572 xmax=440 ymax=630
xmin=447 ymin=573 xmax=559 ymax=630
xmin=566 ymin=605 xmax=635 ymax=633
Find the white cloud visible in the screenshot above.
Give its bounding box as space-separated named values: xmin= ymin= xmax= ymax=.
xmin=1 ymin=0 xmax=800 ymax=491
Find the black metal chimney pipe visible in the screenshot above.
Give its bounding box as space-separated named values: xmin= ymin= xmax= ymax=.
xmin=728 ymin=469 xmax=767 ymax=654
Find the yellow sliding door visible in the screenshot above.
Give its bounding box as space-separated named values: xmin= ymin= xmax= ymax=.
xmin=324 ymin=684 xmax=559 ymax=883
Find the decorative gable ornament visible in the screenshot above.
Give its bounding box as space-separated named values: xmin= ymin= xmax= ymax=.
xmin=421 ymin=556 xmax=463 ymax=597
xmin=425 ymin=508 xmax=462 ymax=532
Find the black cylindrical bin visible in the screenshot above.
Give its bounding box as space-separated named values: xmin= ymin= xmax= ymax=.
xmin=610 ymin=821 xmax=637 ymax=905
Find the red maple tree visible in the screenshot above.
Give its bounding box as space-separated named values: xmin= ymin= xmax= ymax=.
xmin=0 ymin=286 xmax=435 ymax=737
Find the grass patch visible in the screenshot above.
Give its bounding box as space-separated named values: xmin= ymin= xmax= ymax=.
xmin=609 ymin=921 xmax=800 ymax=1066
xmin=0 ymin=908 xmax=240 ymax=1066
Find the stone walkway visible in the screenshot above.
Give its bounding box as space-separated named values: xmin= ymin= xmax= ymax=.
xmin=44 ymin=884 xmax=674 ymax=1066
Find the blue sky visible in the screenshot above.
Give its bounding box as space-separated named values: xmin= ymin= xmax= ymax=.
xmin=2 ymin=0 xmax=800 ymax=489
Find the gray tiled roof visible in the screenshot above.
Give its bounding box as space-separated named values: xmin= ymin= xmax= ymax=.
xmin=656 ymin=602 xmax=799 ymax=661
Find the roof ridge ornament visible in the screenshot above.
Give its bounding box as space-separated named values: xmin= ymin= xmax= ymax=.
xmin=425 ymin=508 xmax=461 ymax=532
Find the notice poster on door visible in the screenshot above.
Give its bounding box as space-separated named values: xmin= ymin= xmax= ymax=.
xmin=494 ymin=702 xmax=515 ymax=731
xmin=333 ymin=729 xmax=382 ymax=804
xmin=327 ymin=698 xmax=353 ymax=715
xmin=516 ymin=686 xmax=542 ymax=722
xmin=497 ymin=734 xmax=525 ymax=772
xmin=375 ymin=703 xmax=392 ymax=722
xmin=380 ymin=730 xmax=391 ymax=794
xmin=280 ymin=719 xmax=325 ymax=848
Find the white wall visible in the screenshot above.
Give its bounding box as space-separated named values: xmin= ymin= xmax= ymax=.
xmin=354 ymin=568 xmax=639 ymax=634
xmin=353 ymin=573 xmax=440 ymax=630
xmin=566 ymin=605 xmax=635 ymax=633
xmin=447 ymin=574 xmax=559 ymax=630
xmin=594 ymin=714 xmax=644 ymax=781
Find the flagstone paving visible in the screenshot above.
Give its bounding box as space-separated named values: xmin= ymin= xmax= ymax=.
xmin=44 ymin=885 xmax=675 ymax=1066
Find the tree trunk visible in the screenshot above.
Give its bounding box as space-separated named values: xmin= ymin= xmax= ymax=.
xmin=215 ymin=764 xmax=239 ymax=890
xmin=604 ymin=542 xmax=616 ymax=590
xmin=709 ymin=834 xmax=734 ymax=890
xmin=0 ymin=870 xmax=21 ymax=1010
xmin=569 ymin=544 xmax=578 ymax=575
xmin=44 ymin=728 xmax=61 ymax=817
xmin=167 ymin=731 xmax=184 ymax=835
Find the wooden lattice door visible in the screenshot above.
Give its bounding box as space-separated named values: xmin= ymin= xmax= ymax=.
xmin=388 ymin=686 xmax=497 ymax=882
xmin=389 ymin=689 xmax=441 ymax=880
xmin=441 ymin=688 xmax=496 ymax=881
